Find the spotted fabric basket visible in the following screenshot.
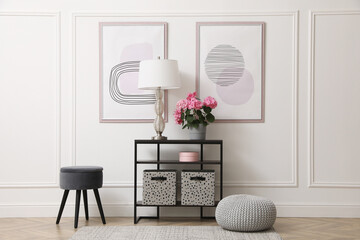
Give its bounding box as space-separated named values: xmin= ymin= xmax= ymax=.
xmin=181 ymin=170 xmax=215 ymax=206
xmin=143 ymin=170 xmax=177 ymax=205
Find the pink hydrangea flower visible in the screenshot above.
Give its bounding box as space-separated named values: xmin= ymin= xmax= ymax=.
xmin=174 ymin=92 xmax=217 ymax=126
xmin=176 ymin=99 xmax=188 ymax=111
xmin=203 ymin=96 xmax=217 ymax=109
xmin=194 ymin=99 xmax=203 ymax=110
xmin=187 ymin=98 xmax=203 ymax=110
xmin=186 ymin=91 xmax=197 ymax=100
xmin=175 ymin=117 xmax=183 ymax=125
xmin=173 ymin=109 xmax=183 ymax=125
xmin=187 ymin=99 xmax=195 ymax=109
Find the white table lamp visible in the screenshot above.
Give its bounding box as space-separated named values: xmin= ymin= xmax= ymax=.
xmin=138 ymin=58 xmax=181 ymax=140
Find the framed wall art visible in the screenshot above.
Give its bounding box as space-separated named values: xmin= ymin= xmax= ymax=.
xmin=99 ymin=22 xmax=168 ymax=122
xmin=196 ymin=22 xmax=265 ymax=122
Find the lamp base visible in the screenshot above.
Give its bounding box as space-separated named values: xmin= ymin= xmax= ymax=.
xmin=152 ymin=136 xmax=167 ymax=140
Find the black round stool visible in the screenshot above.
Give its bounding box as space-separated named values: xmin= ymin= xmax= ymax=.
xmin=56 ymin=166 xmax=106 ymax=228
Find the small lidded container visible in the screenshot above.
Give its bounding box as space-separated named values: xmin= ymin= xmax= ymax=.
xmin=179 ymin=151 xmax=199 ymax=162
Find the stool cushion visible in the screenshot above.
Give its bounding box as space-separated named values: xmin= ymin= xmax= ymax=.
xmin=215 ymin=194 xmax=276 ymax=232
xmin=61 ymin=166 xmax=103 ymax=173
xmin=60 ymin=166 xmax=103 ymax=190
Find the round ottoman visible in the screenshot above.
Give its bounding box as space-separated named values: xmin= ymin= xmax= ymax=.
xmin=215 ymin=194 xmax=276 ymax=232
xmin=56 ymin=166 xmax=106 ymax=228
xmin=60 ymin=166 xmax=103 ymax=190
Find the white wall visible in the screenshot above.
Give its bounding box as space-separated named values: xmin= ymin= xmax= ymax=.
xmin=0 ymin=0 xmax=359 ymax=218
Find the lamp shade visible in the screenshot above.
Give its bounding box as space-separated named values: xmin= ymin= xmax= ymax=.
xmin=138 ymin=59 xmax=181 ymax=90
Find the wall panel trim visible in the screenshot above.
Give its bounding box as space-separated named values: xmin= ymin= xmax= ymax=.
xmin=72 ymin=11 xmax=299 ymax=187
xmin=0 ymin=12 xmax=61 ymax=188
xmin=308 ymin=10 xmax=360 ymax=188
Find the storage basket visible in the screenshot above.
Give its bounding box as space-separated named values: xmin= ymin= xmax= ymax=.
xmin=143 ymin=170 xmax=177 ymax=205
xmin=181 ymin=170 xmax=215 ymax=206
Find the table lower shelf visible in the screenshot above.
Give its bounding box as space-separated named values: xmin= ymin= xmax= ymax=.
xmin=136 ymin=201 xmax=219 ymax=207
xmin=134 ymin=215 xmax=215 ymax=224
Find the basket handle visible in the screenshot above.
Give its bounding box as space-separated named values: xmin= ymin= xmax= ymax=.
xmin=151 ymin=176 xmax=167 ymax=181
xmin=190 ymin=176 xmax=206 ymax=181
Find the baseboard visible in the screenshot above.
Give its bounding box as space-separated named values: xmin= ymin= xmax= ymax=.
xmin=0 ymin=203 xmax=359 ymax=218
xmin=276 ymin=204 xmax=360 ymax=218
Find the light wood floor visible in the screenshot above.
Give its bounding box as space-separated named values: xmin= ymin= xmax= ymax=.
xmin=0 ymin=217 xmax=359 ymax=240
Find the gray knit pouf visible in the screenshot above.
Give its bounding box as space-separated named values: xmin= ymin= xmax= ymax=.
xmin=215 ymin=194 xmax=277 ymax=232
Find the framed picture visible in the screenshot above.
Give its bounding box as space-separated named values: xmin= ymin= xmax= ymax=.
xmin=196 ymin=22 xmax=265 ymax=122
xmin=99 ymin=22 xmax=168 ymax=122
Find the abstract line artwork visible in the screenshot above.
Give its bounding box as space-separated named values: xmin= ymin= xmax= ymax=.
xmin=196 ymin=22 xmax=265 ymax=122
xmin=108 ymin=61 xmax=155 ymax=105
xmin=99 ymin=22 xmax=167 ymax=122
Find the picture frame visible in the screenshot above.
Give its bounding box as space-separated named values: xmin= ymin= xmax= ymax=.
xmin=99 ymin=22 xmax=168 ymax=123
xmin=196 ymin=22 xmax=265 ymax=123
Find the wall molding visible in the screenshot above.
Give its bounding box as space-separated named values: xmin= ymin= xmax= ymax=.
xmin=72 ymin=11 xmax=299 ymax=17
xmin=0 ymin=12 xmax=61 ymax=188
xmin=102 ymin=181 xmax=297 ymax=188
xmin=308 ymin=10 xmax=360 ymax=188
xmin=72 ymin=11 xmax=299 ymax=187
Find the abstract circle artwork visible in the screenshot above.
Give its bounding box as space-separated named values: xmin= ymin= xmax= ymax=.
xmin=216 ymin=69 xmax=254 ymax=105
xmin=205 ymin=44 xmax=254 ymax=105
xmin=204 ymin=44 xmax=245 ymax=87
xmin=197 ymin=22 xmax=265 ymax=122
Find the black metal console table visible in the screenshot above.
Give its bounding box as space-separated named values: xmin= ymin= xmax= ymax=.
xmin=134 ymin=139 xmax=223 ymax=224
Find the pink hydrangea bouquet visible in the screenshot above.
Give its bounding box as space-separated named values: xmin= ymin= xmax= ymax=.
xmin=174 ymin=92 xmax=217 ymax=129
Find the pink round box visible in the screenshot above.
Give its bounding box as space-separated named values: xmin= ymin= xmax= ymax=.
xmin=179 ymin=152 xmax=199 ymax=162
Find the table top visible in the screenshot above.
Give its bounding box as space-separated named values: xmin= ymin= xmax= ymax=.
xmin=135 ymin=139 xmax=222 ymax=144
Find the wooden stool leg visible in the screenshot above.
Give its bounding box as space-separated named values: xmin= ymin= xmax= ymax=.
xmin=56 ymin=190 xmax=69 ymax=224
xmin=83 ymin=190 xmax=89 ymax=220
xmin=93 ymin=189 xmax=106 ymax=224
xmin=74 ymin=190 xmax=81 ymax=228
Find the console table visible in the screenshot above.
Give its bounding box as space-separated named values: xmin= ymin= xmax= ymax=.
xmin=134 ymin=139 xmax=223 ymax=224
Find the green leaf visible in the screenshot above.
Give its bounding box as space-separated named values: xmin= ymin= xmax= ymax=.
xmin=181 ymin=112 xmax=184 ymax=119
xmin=198 ymin=115 xmax=205 ymax=125
xmin=203 ymin=121 xmax=209 ymax=126
xmin=204 ymin=106 xmax=211 ymax=114
xmin=206 ymin=113 xmax=215 ymax=122
xmin=192 ymin=121 xmax=199 ymax=128
xmin=182 ymin=124 xmax=188 ymax=129
xmin=186 ymin=115 xmax=194 ymax=123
